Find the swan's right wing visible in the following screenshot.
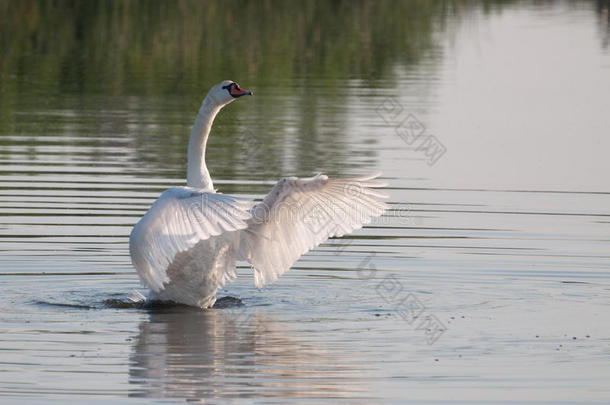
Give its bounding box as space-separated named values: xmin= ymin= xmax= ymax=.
xmin=129 ymin=187 xmax=253 ymax=292
xmin=239 ymin=173 xmax=388 ymax=287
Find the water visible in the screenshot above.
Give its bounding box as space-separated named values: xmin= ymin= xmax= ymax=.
xmin=1 ymin=1 xmax=610 ymax=403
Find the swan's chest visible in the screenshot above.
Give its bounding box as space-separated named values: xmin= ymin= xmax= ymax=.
xmin=156 ymin=232 xmax=240 ymax=307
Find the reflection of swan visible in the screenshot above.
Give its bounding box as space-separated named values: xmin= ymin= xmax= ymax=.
xmin=129 ymin=81 xmax=388 ymax=307
xmin=129 ymin=309 xmax=370 ymax=401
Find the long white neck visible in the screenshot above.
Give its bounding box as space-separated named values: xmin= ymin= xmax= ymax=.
xmin=186 ymin=97 xmax=222 ymax=189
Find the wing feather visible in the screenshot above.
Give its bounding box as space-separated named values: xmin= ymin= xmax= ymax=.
xmin=240 ymin=173 xmax=388 ymax=287
xmin=129 ymin=187 xmax=253 ymax=292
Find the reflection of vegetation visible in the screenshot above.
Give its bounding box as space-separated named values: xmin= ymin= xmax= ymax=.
xmin=0 ymin=0 xmax=444 ymax=96
xmin=596 ymin=0 xmax=610 ymax=48
xmin=12 ymin=1 xmax=598 ymax=180
xmin=0 ymin=0 xmax=454 ymax=179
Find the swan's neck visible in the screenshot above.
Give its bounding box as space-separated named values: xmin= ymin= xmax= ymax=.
xmin=187 ymin=98 xmax=222 ymax=189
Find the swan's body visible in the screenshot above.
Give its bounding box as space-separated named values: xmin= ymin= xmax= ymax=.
xmin=129 ymin=81 xmax=388 ymax=308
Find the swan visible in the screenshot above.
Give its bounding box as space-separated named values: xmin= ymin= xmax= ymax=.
xmin=129 ymin=80 xmax=388 ymax=308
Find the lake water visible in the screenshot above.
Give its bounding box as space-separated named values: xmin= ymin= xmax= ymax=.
xmin=1 ymin=1 xmax=609 ymax=403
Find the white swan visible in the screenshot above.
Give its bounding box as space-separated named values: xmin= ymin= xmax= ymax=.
xmin=129 ymin=80 xmax=388 ymax=308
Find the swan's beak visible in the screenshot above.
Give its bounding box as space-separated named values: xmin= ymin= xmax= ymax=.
xmin=230 ymin=85 xmax=252 ymax=98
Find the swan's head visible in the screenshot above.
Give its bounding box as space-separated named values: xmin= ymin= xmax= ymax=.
xmin=207 ymin=80 xmax=252 ymax=107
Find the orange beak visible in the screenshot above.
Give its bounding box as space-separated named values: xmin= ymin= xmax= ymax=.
xmin=230 ymin=83 xmax=252 ymax=98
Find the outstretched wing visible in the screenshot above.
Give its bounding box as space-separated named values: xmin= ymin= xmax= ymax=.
xmin=129 ymin=187 xmax=253 ymax=292
xmin=239 ymin=173 xmax=388 ymax=288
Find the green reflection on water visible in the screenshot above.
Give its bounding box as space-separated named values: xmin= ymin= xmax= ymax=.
xmin=1 ymin=0 xmax=445 ymax=95
xmin=0 ymin=0 xmax=529 ymax=181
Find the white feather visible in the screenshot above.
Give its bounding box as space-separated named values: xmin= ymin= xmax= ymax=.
xmin=239 ymin=173 xmax=388 ymax=288
xmin=129 ymin=187 xmax=253 ymax=298
xmin=129 ymin=81 xmax=389 ymax=308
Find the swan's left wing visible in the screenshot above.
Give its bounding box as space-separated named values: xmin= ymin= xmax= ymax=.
xmin=239 ymin=173 xmax=388 ymax=288
xmin=129 ymin=187 xmax=253 ymax=292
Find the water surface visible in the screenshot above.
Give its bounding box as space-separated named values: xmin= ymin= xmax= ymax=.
xmin=1 ymin=1 xmax=609 ymax=403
